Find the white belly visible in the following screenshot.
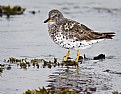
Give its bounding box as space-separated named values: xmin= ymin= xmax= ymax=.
xmin=52 ymin=32 xmax=104 ymax=50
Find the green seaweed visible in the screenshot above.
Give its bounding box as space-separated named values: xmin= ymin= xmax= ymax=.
xmin=5 ymin=57 xmax=81 ymax=69
xmin=112 ymin=91 xmax=121 ymax=94
xmin=7 ymin=57 xmax=21 ymax=63
xmin=23 ymin=87 xmax=78 ymax=94
xmin=0 ymin=67 xmax=3 ymax=73
xmin=0 ymin=64 xmax=5 ymax=73
xmin=62 ymin=60 xmax=78 ymax=66
xmin=0 ymin=5 xmax=25 ymax=16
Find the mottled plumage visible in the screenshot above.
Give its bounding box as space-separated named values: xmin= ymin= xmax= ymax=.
xmin=44 ymin=9 xmax=115 ymax=62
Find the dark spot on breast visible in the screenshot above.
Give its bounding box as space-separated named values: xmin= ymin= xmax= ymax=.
xmin=67 ymin=43 xmax=71 ymax=46
xmin=63 ymin=44 xmax=66 ymax=47
xmin=54 ymin=38 xmax=57 ymax=41
xmin=60 ymin=41 xmax=63 ymax=44
xmin=63 ymin=36 xmax=66 ymax=39
xmin=66 ymin=37 xmax=69 ymax=40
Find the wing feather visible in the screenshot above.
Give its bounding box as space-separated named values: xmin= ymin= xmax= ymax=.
xmin=58 ymin=18 xmax=115 ymax=41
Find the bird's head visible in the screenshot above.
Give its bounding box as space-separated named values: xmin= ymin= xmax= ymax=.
xmin=44 ymin=9 xmax=64 ymax=24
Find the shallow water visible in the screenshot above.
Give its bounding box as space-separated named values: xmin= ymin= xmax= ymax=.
xmin=0 ymin=0 xmax=121 ymax=94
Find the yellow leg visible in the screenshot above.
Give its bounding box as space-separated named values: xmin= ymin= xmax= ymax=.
xmin=63 ymin=50 xmax=70 ymax=61
xmin=75 ymin=50 xmax=80 ymax=63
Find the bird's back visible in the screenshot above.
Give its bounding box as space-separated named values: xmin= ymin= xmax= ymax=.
xmin=57 ymin=18 xmax=115 ymax=41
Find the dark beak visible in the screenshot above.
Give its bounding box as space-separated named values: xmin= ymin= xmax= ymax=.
xmin=44 ymin=18 xmax=50 ymax=23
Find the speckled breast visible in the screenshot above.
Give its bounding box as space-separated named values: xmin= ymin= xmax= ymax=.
xmin=48 ymin=24 xmax=92 ymax=50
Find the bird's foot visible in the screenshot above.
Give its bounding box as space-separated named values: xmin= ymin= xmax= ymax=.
xmin=75 ymin=50 xmax=81 ymax=63
xmin=63 ymin=50 xmax=70 ymax=61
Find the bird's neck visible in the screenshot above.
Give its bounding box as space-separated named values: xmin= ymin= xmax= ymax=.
xmin=48 ymin=21 xmax=56 ymax=26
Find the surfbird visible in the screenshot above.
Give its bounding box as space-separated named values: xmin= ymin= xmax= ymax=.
xmin=44 ymin=9 xmax=115 ymax=63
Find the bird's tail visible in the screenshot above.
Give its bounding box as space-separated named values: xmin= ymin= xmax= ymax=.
xmin=101 ymin=32 xmax=115 ymax=39
xmin=93 ymin=32 xmax=116 ymax=39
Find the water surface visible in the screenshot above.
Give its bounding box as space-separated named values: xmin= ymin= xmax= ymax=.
xmin=0 ymin=0 xmax=121 ymax=94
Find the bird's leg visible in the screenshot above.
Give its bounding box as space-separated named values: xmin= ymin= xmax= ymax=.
xmin=63 ymin=50 xmax=70 ymax=61
xmin=75 ymin=50 xmax=81 ymax=63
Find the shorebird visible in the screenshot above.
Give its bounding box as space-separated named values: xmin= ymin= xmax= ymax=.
xmin=44 ymin=9 xmax=115 ymax=63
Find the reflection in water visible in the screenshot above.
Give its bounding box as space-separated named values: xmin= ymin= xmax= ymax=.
xmin=47 ymin=66 xmax=97 ymax=93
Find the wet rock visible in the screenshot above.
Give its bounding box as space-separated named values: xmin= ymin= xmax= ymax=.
xmin=6 ymin=65 xmax=11 ymax=70
xmin=29 ymin=10 xmax=36 ymax=14
xmin=103 ymin=69 xmax=121 ymax=75
xmin=0 ymin=7 xmax=3 ymax=17
xmin=54 ymin=58 xmax=57 ymax=64
xmin=88 ymin=87 xmax=96 ymax=91
xmin=78 ymin=56 xmax=83 ymax=63
xmin=103 ymin=69 xmax=110 ymax=72
xmin=47 ymin=79 xmax=56 ymax=82
xmin=93 ymin=54 xmax=105 ymax=60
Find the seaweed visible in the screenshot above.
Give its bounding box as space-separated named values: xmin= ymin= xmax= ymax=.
xmin=112 ymin=91 xmax=121 ymax=94
xmin=0 ymin=5 xmax=25 ymax=17
xmin=0 ymin=64 xmax=5 ymax=73
xmin=1 ymin=55 xmax=119 ymax=94
xmin=23 ymin=87 xmax=78 ymax=94
xmin=0 ymin=67 xmax=3 ymax=73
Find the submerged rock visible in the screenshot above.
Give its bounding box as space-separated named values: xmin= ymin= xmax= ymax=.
xmin=103 ymin=69 xmax=121 ymax=75
xmin=6 ymin=65 xmax=11 ymax=70
xmin=93 ymin=54 xmax=105 ymax=60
